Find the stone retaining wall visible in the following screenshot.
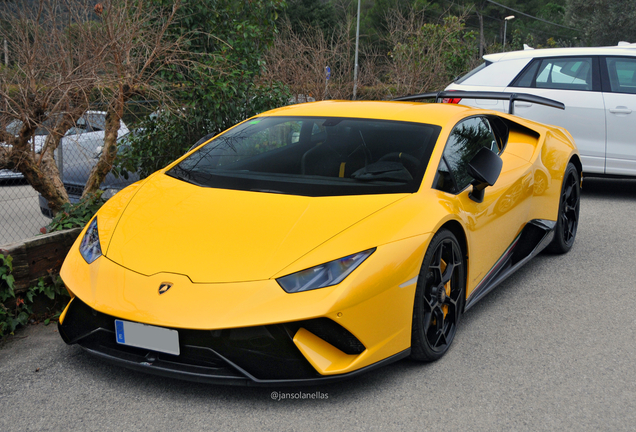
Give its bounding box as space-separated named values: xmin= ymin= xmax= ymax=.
xmin=0 ymin=228 xmax=82 ymax=292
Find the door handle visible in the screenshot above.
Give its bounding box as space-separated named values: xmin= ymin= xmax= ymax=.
xmin=515 ymin=102 xmax=532 ymax=108
xmin=609 ymin=106 xmax=632 ymax=114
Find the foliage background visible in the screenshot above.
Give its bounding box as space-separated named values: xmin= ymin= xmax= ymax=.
xmin=5 ymin=0 xmax=634 ymax=200
xmin=115 ymin=0 xmax=291 ymax=178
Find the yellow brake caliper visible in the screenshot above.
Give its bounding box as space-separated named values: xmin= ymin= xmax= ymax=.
xmin=441 ymin=259 xmax=450 ymax=318
xmin=432 ymin=259 xmax=451 ymax=326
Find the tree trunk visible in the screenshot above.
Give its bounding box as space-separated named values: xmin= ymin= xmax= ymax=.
xmin=82 ymin=99 xmax=124 ymax=198
xmin=17 ymin=149 xmax=69 ymax=214
xmin=1 ymin=121 xmax=70 ymax=215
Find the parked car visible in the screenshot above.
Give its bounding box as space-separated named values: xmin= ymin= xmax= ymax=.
xmin=0 ymin=119 xmax=49 ymax=181
xmin=0 ymin=167 xmax=24 ymax=181
xmin=38 ymin=153 xmax=140 ymax=218
xmin=0 ymin=111 xmax=129 ymax=181
xmin=57 ymin=93 xmax=581 ymax=385
xmin=445 ymin=43 xmax=636 ymax=177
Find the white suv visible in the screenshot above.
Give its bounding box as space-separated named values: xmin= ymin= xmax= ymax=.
xmin=445 ymin=44 xmax=636 ymax=176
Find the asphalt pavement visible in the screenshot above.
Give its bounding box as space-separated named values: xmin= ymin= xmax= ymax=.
xmin=1 ymin=177 xmax=635 ymax=431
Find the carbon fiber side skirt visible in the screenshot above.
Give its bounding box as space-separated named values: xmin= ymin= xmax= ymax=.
xmin=465 ymin=219 xmax=556 ymax=311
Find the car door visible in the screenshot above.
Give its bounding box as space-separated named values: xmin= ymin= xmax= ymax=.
xmin=507 ymin=56 xmax=606 ymax=174
xmin=434 ymin=116 xmax=533 ymax=295
xmin=601 ymin=56 xmax=636 ymax=175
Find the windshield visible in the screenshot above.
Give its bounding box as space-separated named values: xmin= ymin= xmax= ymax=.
xmin=167 ymin=116 xmax=441 ymax=197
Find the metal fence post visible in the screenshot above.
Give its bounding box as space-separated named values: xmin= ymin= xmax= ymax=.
xmin=56 ymin=142 xmax=64 ymax=182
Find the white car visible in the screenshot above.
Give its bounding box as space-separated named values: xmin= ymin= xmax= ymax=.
xmin=445 ymin=44 xmax=636 ymax=176
xmin=1 ymin=111 xmax=128 ymax=181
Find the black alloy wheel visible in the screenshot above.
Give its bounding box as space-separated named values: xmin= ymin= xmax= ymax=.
xmin=545 ymin=162 xmax=580 ymax=254
xmin=411 ymin=229 xmax=465 ymax=362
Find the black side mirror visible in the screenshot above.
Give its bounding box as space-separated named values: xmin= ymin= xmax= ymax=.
xmin=467 ymin=147 xmax=502 ymax=203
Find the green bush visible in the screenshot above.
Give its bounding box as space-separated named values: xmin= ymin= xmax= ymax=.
xmin=114 ymin=0 xmax=291 ymax=179
xmin=1 ymin=253 xmax=70 ymax=339
xmin=45 ymin=191 xmax=106 ymax=233
xmin=0 ymin=253 xmax=15 ymax=302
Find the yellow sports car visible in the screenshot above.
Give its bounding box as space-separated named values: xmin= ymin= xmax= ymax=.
xmin=58 ymin=92 xmax=581 ymax=385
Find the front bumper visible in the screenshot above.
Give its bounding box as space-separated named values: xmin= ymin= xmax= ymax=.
xmin=59 ymin=296 xmax=409 ymax=386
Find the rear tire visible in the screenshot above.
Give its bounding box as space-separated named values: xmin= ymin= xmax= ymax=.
xmin=545 ymin=163 xmax=580 ymax=254
xmin=411 ymin=229 xmax=465 ymax=362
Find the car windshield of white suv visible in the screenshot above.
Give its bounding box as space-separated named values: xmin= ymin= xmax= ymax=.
xmin=168 ymin=116 xmax=441 ymax=197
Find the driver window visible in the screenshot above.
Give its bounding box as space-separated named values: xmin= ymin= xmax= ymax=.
xmin=435 ymin=117 xmax=498 ymax=194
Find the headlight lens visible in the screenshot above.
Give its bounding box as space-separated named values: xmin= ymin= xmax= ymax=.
xmin=277 ymin=248 xmax=375 ymax=293
xmin=79 ymin=217 xmax=102 ymax=264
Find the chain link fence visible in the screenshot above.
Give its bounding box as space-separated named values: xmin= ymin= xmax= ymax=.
xmin=0 ymin=176 xmax=50 ymax=245
xmin=1 ymin=111 xmax=142 ymax=245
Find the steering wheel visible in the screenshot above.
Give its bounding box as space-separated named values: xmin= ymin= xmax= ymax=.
xmin=379 ymin=152 xmax=421 ymax=175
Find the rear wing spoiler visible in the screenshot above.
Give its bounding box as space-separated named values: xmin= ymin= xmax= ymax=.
xmin=392 ymin=91 xmax=565 ymax=115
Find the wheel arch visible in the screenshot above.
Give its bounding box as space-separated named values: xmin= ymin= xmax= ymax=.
xmin=569 ymin=153 xmax=583 ymax=179
xmin=438 ymin=220 xmax=467 ymax=261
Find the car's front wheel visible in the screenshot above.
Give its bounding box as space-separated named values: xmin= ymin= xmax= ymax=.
xmin=545 ymin=162 xmax=580 ymax=254
xmin=411 ymin=229 xmax=465 ymax=362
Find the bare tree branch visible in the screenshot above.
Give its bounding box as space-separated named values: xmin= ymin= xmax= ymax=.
xmin=0 ymin=0 xmax=196 ymax=213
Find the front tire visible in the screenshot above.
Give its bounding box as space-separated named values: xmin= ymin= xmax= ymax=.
xmin=545 ymin=162 xmax=580 ymax=254
xmin=411 ymin=229 xmax=465 ymax=362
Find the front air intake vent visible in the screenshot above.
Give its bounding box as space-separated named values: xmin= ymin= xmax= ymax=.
xmin=290 ymin=318 xmax=366 ymax=355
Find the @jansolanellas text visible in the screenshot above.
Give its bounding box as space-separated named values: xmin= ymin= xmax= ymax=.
xmin=271 ymin=391 xmax=328 ymax=401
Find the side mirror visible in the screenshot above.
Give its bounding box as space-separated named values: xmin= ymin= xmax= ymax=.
xmin=467 ymin=147 xmax=502 ymax=203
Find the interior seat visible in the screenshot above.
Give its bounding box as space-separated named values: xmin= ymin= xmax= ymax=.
xmin=301 ymin=131 xmax=368 ymax=178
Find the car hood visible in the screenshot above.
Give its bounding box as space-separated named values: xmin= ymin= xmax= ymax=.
xmin=104 ymin=173 xmax=406 ymax=283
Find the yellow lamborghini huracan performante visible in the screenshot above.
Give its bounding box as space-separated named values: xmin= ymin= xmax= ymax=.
xmin=58 ymin=92 xmax=581 ymax=385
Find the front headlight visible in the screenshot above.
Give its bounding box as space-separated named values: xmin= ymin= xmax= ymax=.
xmin=277 ymin=248 xmax=375 ymax=293
xmin=79 ymin=217 xmax=102 ymax=264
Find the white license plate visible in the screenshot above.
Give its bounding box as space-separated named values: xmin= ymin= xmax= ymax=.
xmin=115 ymin=320 xmax=180 ymax=356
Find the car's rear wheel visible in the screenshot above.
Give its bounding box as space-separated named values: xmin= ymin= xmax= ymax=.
xmin=411 ymin=229 xmax=465 ymax=362
xmin=545 ymin=163 xmax=580 ymax=254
